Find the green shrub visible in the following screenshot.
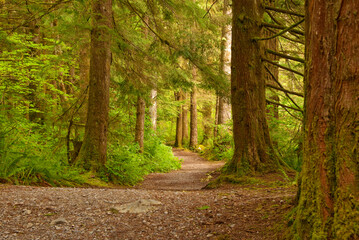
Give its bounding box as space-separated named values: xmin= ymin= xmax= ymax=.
xmin=0 ymin=119 xmax=83 ymax=186
xmin=106 ymin=133 xmax=181 ymax=186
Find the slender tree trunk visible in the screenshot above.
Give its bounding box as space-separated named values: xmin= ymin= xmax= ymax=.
xmin=174 ymin=91 xmax=183 ymax=148
xmin=135 ymin=96 xmax=145 ymax=153
xmin=293 ymin=1 xmax=359 ymax=238
xmin=215 ymin=0 xmax=232 ymax=136
xmin=228 ymin=0 xmax=279 ymax=175
xmin=27 ymin=20 xmax=44 ymax=124
xmin=149 ymin=89 xmax=157 ymax=131
xmin=76 ymin=0 xmax=112 ymax=171
xmin=182 ymin=92 xmax=188 ymax=145
xmin=201 ymin=101 xmax=212 ymax=144
xmin=214 ymin=95 xmax=219 ymax=138
xmin=189 ymin=84 xmax=198 ymax=148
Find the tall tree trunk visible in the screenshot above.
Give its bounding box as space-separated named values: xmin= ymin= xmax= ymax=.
xmin=27 ymin=20 xmax=44 ymax=124
xmin=293 ymin=1 xmax=359 ymax=238
xmin=201 ymin=101 xmax=212 ymax=144
xmin=135 ymin=96 xmax=145 ymax=153
xmin=215 ymin=0 xmax=232 ymax=136
xmin=174 ymin=91 xmax=183 ymax=148
xmin=228 ymin=0 xmax=279 ymax=175
xmin=76 ymin=0 xmax=112 ymax=171
xmin=149 ymin=89 xmax=157 ymax=131
xmin=182 ymin=92 xmax=188 ymax=145
xmin=189 ymin=84 xmax=198 ymax=149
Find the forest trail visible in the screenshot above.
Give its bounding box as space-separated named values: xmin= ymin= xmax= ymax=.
xmin=137 ymin=148 xmax=225 ymax=190
xmin=0 ymin=149 xmax=296 ymax=240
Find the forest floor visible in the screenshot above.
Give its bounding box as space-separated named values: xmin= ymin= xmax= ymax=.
xmin=0 ymin=149 xmax=296 ymax=240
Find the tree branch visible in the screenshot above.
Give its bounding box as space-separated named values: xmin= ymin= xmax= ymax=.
xmin=262 ymin=22 xmax=304 ymax=36
xmin=10 ymin=0 xmax=72 ymax=33
xmin=255 ymin=19 xmax=304 ymax=41
xmin=262 ymin=57 xmax=304 ymax=76
xmin=264 ymin=65 xmax=302 ymax=110
xmin=266 ymin=83 xmax=303 ymax=97
xmin=264 ymin=5 xmax=305 ymax=18
xmin=203 ymin=0 xmax=218 ymax=18
xmin=266 ymin=99 xmax=303 ymax=113
xmin=126 ymin=0 xmax=172 ymax=48
xmin=266 ymin=49 xmax=305 ymax=63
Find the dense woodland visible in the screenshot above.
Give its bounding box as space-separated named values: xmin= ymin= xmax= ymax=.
xmin=0 ymin=0 xmax=358 ymax=238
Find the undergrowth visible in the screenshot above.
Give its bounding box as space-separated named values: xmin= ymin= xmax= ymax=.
xmin=0 ymin=117 xmax=180 ymax=187
xmin=104 ymin=133 xmax=181 ymax=186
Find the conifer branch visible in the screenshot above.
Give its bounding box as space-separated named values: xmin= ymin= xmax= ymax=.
xmin=266 ymin=49 xmax=305 ymax=63
xmin=264 ymin=65 xmax=302 ymax=111
xmin=266 ymin=99 xmax=303 ymax=113
xmin=262 ymin=22 xmax=304 ymax=36
xmin=266 ymin=83 xmax=303 ymax=97
xmin=203 ymin=0 xmax=219 ymax=18
xmin=262 ymin=57 xmax=304 ymax=76
xmin=10 ymin=0 xmax=72 ymax=33
xmin=255 ymin=19 xmax=304 ymax=41
xmin=126 ymin=0 xmax=173 ymax=48
xmin=264 ymin=5 xmax=305 ymax=18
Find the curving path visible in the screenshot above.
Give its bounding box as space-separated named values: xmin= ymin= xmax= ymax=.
xmin=137 ymin=148 xmax=225 ymax=190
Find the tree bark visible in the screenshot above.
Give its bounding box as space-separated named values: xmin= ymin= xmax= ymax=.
xmin=76 ymin=0 xmax=112 ymax=171
xmin=182 ymin=92 xmax=188 ymax=145
xmin=135 ymin=96 xmax=145 ymax=153
xmin=293 ymin=0 xmax=359 ymax=238
xmin=174 ymin=91 xmax=183 ymax=148
xmin=189 ymin=84 xmax=198 ymax=148
xmin=27 ymin=20 xmax=44 ymax=124
xmin=215 ymin=0 xmax=231 ymax=136
xmin=201 ymin=101 xmax=212 ymax=144
xmin=149 ymin=89 xmax=157 ymax=131
xmin=228 ymin=0 xmax=279 ymax=175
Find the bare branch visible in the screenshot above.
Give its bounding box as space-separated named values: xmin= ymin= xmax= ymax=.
xmin=266 ymin=99 xmax=303 ymax=112
xmin=266 ymin=83 xmax=303 ymax=97
xmin=262 ymin=57 xmax=304 ymax=76
xmin=255 ymin=19 xmax=304 ymax=41
xmin=264 ymin=5 xmax=304 ymax=18
xmin=266 ymin=49 xmax=305 ymax=63
xmin=262 ymin=22 xmax=304 ymax=36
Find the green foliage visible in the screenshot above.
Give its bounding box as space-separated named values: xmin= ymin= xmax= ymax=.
xmin=105 ymin=134 xmax=181 ymax=186
xmin=0 ymin=118 xmax=83 ymax=186
xmin=203 ymin=125 xmax=234 ymax=162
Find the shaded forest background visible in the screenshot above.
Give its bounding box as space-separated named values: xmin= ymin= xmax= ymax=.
xmin=1 ymin=0 xmax=358 ymax=238
xmin=0 ymin=0 xmax=303 ymax=186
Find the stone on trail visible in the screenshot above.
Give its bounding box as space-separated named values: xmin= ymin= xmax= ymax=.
xmin=51 ymin=217 xmax=68 ymax=225
xmin=115 ymin=199 xmax=162 ymax=214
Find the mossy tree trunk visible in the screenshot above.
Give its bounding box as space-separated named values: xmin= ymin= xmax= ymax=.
xmin=76 ymin=0 xmax=112 ymax=172
xmin=292 ymin=0 xmax=359 ymax=238
xmin=228 ymin=0 xmax=279 ymax=176
xmin=135 ymin=96 xmax=145 ymax=153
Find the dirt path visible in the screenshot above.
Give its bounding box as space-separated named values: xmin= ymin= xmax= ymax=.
xmin=137 ymin=148 xmax=225 ymax=190
xmin=0 ymin=149 xmax=295 ymax=240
